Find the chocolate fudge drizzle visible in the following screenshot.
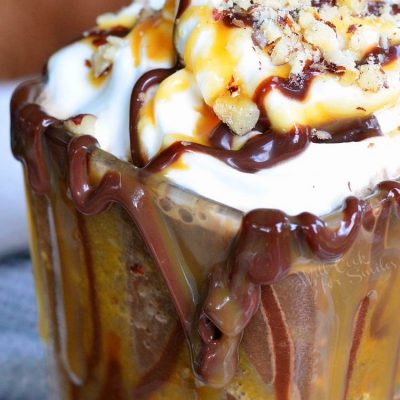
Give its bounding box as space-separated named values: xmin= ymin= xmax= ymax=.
xmin=10 ymin=0 xmax=400 ymax=394
xmin=130 ymin=70 xmax=312 ymax=172
xmin=11 ymin=81 xmax=58 ymax=194
xmin=359 ymin=44 xmax=400 ymax=67
xmin=130 ymin=67 xmax=179 ymax=167
xmin=312 ymin=116 xmax=382 ymax=144
xmin=130 ymin=70 xmax=385 ymax=173
xmin=343 ymin=181 xmax=400 ymax=400
xmin=13 ymin=80 xmax=400 ymax=392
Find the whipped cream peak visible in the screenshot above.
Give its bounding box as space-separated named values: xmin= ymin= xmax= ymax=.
xmin=38 ymin=0 xmax=400 ymax=215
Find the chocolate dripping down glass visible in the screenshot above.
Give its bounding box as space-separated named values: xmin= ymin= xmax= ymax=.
xmin=11 ymin=75 xmax=400 ymax=400
xmin=10 ymin=0 xmax=400 ymax=396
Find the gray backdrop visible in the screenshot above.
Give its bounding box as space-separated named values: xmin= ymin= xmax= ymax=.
xmin=0 ymin=255 xmax=48 ymax=400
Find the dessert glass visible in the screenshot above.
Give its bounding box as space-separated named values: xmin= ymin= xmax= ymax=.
xmin=12 ymin=81 xmax=400 ymax=400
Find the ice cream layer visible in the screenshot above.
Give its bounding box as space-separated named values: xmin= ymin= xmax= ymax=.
xmin=39 ymin=0 xmax=400 ymax=215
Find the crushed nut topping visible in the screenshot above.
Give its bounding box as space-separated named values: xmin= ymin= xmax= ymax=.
xmin=358 ymin=64 xmax=387 ymax=91
xmin=214 ymin=94 xmax=260 ymax=135
xmin=205 ymin=0 xmax=399 ymax=134
xmin=214 ymin=0 xmax=399 ymax=92
xmin=90 ymin=36 xmax=126 ymax=78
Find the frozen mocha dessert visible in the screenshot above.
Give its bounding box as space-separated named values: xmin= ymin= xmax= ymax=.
xmin=39 ymin=0 xmax=400 ymax=215
xmin=10 ymin=0 xmax=400 ymax=399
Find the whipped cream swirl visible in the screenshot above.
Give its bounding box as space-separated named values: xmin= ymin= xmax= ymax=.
xmin=39 ymin=0 xmax=400 ymax=215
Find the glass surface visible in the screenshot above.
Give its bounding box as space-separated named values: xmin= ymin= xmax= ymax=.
xmin=23 ymin=128 xmax=400 ymax=400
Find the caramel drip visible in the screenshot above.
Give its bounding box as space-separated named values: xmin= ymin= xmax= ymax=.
xmin=254 ymin=75 xmax=382 ymax=143
xmin=129 ymin=68 xmax=178 ymax=167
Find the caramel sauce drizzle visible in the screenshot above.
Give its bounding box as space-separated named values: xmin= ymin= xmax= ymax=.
xmin=126 ymin=28 xmax=400 ymax=174
xmin=129 ymin=67 xmax=178 ymax=166
xmin=131 ymin=16 xmax=175 ymax=67
xmin=11 ymin=57 xmax=400 ymax=398
xmin=130 ymin=67 xmax=383 ymax=174
xmin=128 ymin=66 xmax=312 ymax=173
xmin=10 ymin=0 xmax=400 ymax=392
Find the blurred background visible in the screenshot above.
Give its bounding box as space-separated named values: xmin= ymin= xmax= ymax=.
xmin=0 ymin=1 xmax=128 ymax=398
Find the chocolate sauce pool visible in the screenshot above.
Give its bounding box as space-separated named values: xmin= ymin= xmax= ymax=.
xmin=10 ymin=1 xmax=400 ymax=395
